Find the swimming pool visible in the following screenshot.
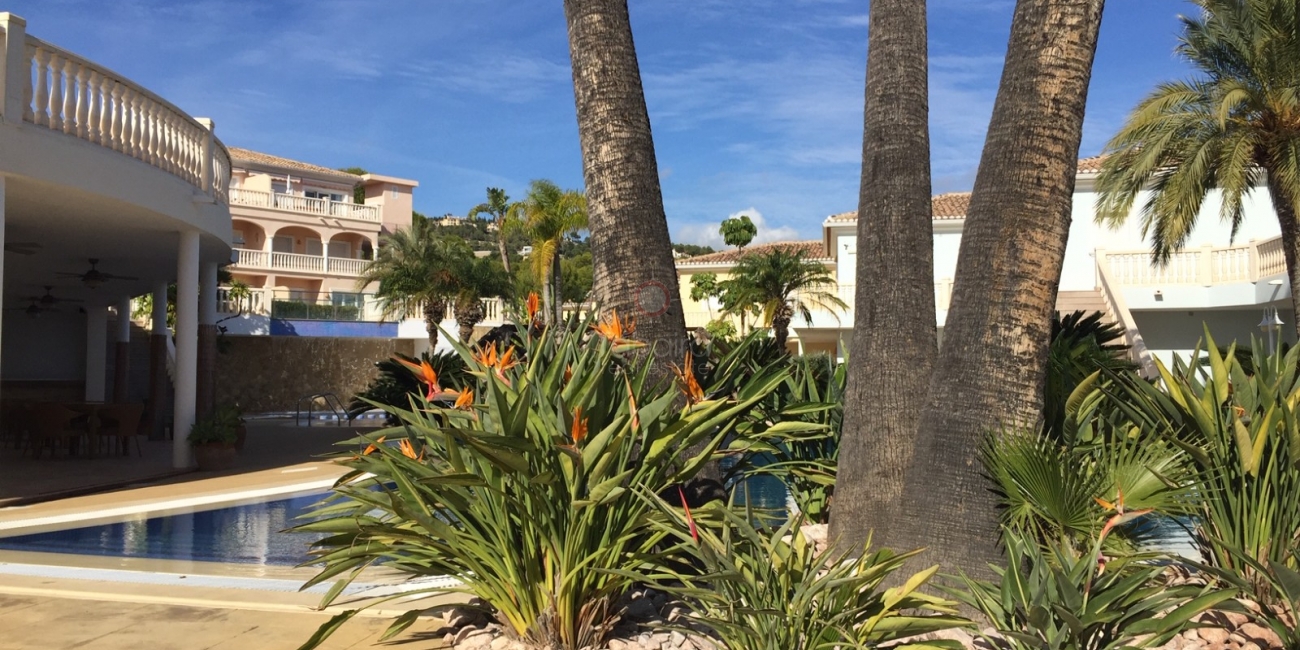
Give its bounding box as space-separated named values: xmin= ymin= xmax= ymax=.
xmin=0 ymin=490 xmax=330 ymax=566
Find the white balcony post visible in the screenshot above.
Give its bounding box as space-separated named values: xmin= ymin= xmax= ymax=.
xmin=85 ymin=306 xmax=107 ymax=402
xmin=113 ymin=295 xmax=132 ymax=403
xmin=173 ymin=230 xmax=200 ymax=468
xmin=0 ymin=13 xmax=27 ymax=124
xmin=196 ymin=117 xmax=214 ymax=195
xmin=0 ymin=177 xmax=6 ymax=366
xmin=1199 ymin=243 xmax=1215 ymax=287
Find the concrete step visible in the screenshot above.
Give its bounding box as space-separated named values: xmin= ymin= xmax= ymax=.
xmin=1056 ymin=289 xmax=1114 ymax=323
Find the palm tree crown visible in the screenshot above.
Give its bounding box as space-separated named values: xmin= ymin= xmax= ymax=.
xmin=1096 ymin=0 xmax=1300 ymax=262
xmin=357 ymin=218 xmax=462 ymax=348
xmin=724 ymin=248 xmax=847 ymax=351
xmin=468 ymin=187 xmax=514 ymax=274
xmin=506 ymin=180 xmax=588 ymax=324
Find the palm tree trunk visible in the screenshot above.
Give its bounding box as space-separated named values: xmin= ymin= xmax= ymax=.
xmin=772 ymin=314 xmax=791 ymax=352
xmin=1264 ymin=169 xmax=1300 ymax=340
xmin=895 ymin=0 xmax=1106 ymax=577
xmin=563 ymin=0 xmax=688 ymax=364
xmin=496 ymin=224 xmax=512 ymax=275
xmin=831 ymin=0 xmax=936 ymax=552
xmin=552 ymin=248 xmax=564 ymax=327
xmin=423 ymin=300 xmax=443 ymax=350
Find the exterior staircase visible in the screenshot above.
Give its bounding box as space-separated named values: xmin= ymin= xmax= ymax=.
xmin=1055 ymin=290 xmax=1115 ymax=323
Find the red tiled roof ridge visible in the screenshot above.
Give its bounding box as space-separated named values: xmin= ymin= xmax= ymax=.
xmin=678 ymin=240 xmax=827 ymax=264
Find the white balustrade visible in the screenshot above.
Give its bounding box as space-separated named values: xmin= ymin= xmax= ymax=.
xmin=1099 ymin=235 xmax=1286 ymax=287
xmin=216 ymin=286 xmax=265 ymax=314
xmin=326 ymin=257 xmax=366 ymax=275
xmin=13 ymin=33 xmax=230 ymax=201
xmin=229 ymin=247 xmax=368 ymax=276
xmin=271 ymin=251 xmax=325 ymax=273
xmin=228 ymin=188 xmax=381 ymax=222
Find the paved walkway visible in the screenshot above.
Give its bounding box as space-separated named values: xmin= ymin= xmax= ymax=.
xmin=0 ymin=593 xmax=450 ymax=649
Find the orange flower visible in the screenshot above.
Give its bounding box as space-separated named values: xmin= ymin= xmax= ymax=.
xmin=571 ymin=406 xmax=588 ymax=444
xmin=398 ymin=438 xmax=423 ymax=460
xmin=363 ymin=436 xmax=387 ymax=456
xmin=474 ymin=343 xmax=520 ymax=379
xmin=526 ymin=292 xmax=541 ymax=322
xmin=564 ymin=365 xmax=573 ymax=384
xmin=398 ymin=357 xmax=440 ymax=400
xmin=678 ymin=485 xmax=700 ymax=543
xmin=452 ymin=388 xmax=474 ymax=410
xmin=592 ymin=309 xmax=639 ymax=345
xmin=670 ymin=352 xmax=705 ymax=405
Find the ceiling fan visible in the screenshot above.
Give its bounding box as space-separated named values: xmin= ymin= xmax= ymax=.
xmin=33 ymin=286 xmax=83 ymax=309
xmin=4 ymin=242 xmax=41 ymax=255
xmin=4 ymin=298 xmax=45 ymax=318
xmin=56 ymin=258 xmax=139 ymax=288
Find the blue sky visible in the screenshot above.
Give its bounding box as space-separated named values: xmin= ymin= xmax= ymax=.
xmin=13 ymin=0 xmax=1193 ymax=247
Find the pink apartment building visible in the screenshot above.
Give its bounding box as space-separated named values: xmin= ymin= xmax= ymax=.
xmin=223 ymin=147 xmax=418 ymax=319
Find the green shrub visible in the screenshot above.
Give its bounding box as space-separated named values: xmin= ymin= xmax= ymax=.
xmin=952 ymin=532 xmax=1238 ymax=650
xmin=634 ymin=499 xmax=968 ymax=650
xmin=1201 ymin=546 xmax=1300 ymax=648
xmin=346 ymin=350 xmax=469 ymax=421
xmin=294 ymin=317 xmax=794 ymax=650
xmin=187 ymin=404 xmax=241 ymax=445
xmin=721 ymin=352 xmax=843 ymax=523
xmin=1106 ymin=330 xmax=1300 ymax=600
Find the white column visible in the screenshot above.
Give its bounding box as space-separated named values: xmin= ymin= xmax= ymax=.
xmin=173 ymin=230 xmax=200 ymax=468
xmin=0 ymin=13 xmax=28 ymax=124
xmin=85 ymin=306 xmax=107 ymax=401
xmin=201 ymin=262 xmax=218 ymax=326
xmin=117 ymin=296 xmax=133 ymax=343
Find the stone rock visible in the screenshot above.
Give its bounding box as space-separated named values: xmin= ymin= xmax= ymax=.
xmin=669 ymin=631 xmax=686 ymax=648
xmin=490 ymin=636 xmax=512 ymax=650
xmin=455 ymin=628 xmax=494 ymax=649
xmin=624 ymin=598 xmax=658 ymax=621
xmin=1200 ymin=628 xmax=1231 ymax=645
xmin=1238 ymin=623 xmax=1283 ymax=649
xmin=606 ymin=639 xmax=635 ymax=650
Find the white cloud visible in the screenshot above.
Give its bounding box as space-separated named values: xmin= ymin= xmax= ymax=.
xmin=673 ymin=208 xmax=804 ymax=248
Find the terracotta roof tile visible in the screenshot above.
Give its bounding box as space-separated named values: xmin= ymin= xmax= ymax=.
xmin=678 ymin=240 xmax=828 ymax=265
xmin=931 ymin=192 xmax=970 ymax=219
xmin=228 ymin=147 xmax=361 ymax=182
xmin=1076 ymin=154 xmax=1108 ymax=174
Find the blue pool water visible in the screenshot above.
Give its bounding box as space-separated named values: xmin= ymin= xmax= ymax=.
xmin=0 ymin=492 xmax=330 ymax=566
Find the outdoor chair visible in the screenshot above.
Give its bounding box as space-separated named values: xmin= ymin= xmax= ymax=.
xmin=24 ymin=403 xmax=83 ymax=459
xmin=97 ymin=403 xmax=145 ymax=457
xmin=0 ymin=399 xmax=32 ymax=449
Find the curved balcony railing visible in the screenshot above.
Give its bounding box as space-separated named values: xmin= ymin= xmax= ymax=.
xmin=1098 ymin=235 xmax=1286 ymax=287
xmin=3 ymin=17 xmax=229 ymax=202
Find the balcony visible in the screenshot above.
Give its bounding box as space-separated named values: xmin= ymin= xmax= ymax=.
xmin=229 ymin=188 xmax=380 ymax=223
xmin=1099 ymin=235 xmax=1286 ymax=287
xmin=230 ymin=248 xmax=368 ymax=277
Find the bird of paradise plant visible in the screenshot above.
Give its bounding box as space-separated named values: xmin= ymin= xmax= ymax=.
xmin=294 ymin=312 xmax=793 ymax=650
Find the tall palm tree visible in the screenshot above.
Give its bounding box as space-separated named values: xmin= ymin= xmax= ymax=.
xmin=468 ymin=187 xmax=513 ymax=275
xmin=563 ymin=0 xmax=689 ymax=359
xmin=898 ymin=0 xmax=1106 ymax=577
xmin=357 ymin=218 xmax=459 ymax=349
xmin=451 ymin=254 xmax=513 ymax=344
xmin=831 ymin=0 xmax=937 ymax=554
xmin=506 ymin=179 xmax=587 ymax=326
xmin=1095 ymin=0 xmax=1300 ymax=338
xmin=724 ymin=249 xmax=846 ymax=351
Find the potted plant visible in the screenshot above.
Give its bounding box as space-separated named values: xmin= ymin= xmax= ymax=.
xmin=188 ymin=405 xmax=241 ymax=470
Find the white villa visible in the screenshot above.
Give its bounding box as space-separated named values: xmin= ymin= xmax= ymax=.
xmin=676 ymin=156 xmax=1295 ymax=370
xmin=0 ymin=14 xmax=232 ymax=468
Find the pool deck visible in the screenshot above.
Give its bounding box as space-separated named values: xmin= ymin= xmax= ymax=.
xmin=0 ymin=421 xmax=462 ymax=649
